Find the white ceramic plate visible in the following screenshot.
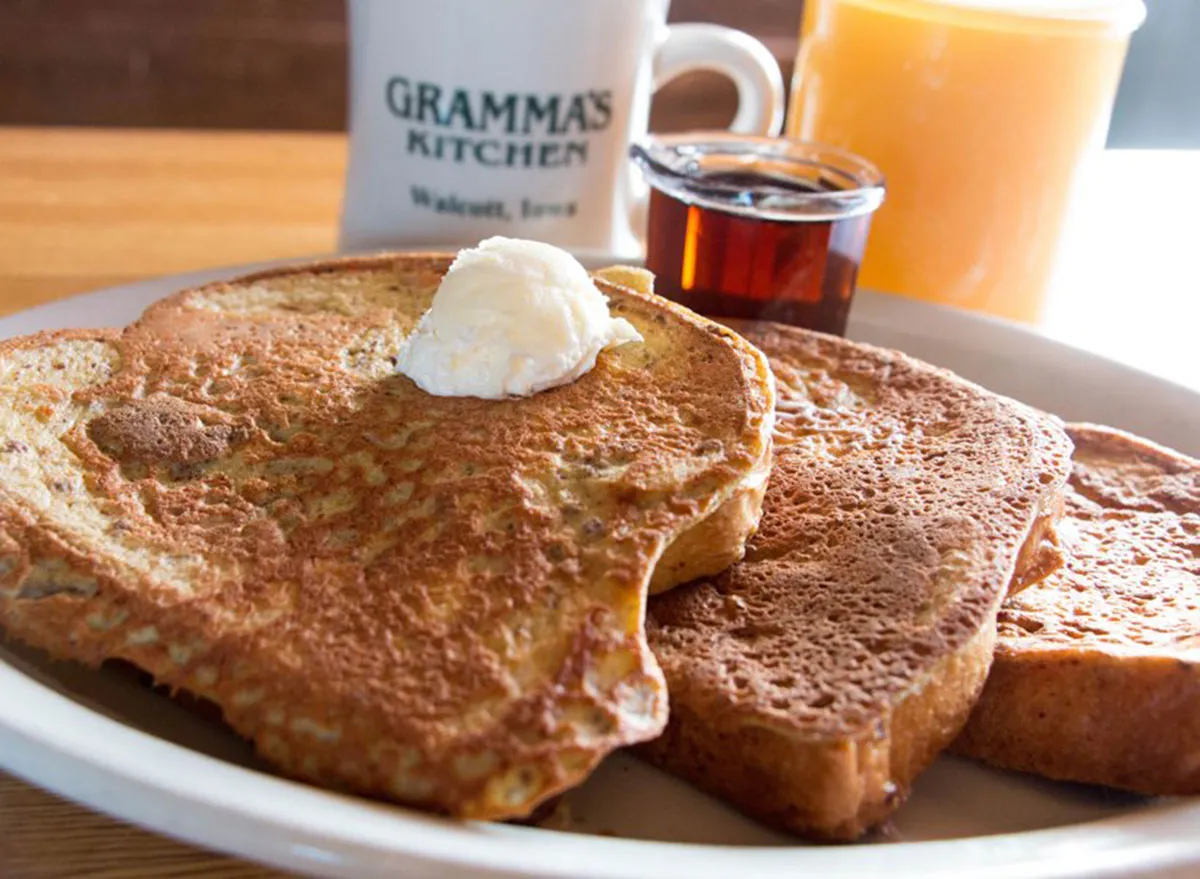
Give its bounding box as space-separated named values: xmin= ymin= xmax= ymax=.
xmin=0 ymin=259 xmax=1197 ymax=879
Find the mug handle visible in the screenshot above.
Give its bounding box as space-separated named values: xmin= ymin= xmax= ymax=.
xmin=624 ymin=24 xmax=784 ymax=251
xmin=654 ymin=23 xmax=785 ymax=136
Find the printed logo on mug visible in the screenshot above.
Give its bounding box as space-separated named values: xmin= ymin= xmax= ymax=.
xmin=340 ymin=0 xmax=784 ymax=257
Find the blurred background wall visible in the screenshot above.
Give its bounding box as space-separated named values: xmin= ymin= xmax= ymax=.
xmin=1106 ymin=0 xmax=1200 ymax=148
xmin=0 ymin=0 xmax=1194 ymax=145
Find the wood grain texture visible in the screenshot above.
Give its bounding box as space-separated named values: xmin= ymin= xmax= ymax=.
xmin=0 ymin=127 xmax=344 ymax=315
xmin=0 ymin=774 xmax=287 ymax=878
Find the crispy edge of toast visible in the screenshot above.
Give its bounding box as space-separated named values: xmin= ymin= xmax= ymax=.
xmin=587 ymin=264 xmax=777 ymax=594
xmin=637 ymin=328 xmax=1074 ymax=841
xmin=952 ymin=424 xmax=1200 ymax=796
xmin=642 ymin=615 xmax=1000 ymax=840
xmin=951 ymin=647 xmax=1200 ymax=795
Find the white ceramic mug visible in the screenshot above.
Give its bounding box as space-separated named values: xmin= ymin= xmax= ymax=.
xmin=340 ymin=0 xmax=785 ymax=258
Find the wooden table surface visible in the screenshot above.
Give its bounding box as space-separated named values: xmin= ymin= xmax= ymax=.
xmin=0 ymin=126 xmax=1197 ymax=878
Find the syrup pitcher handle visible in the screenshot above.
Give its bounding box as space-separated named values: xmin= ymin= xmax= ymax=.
xmin=628 ymin=24 xmax=785 ymax=248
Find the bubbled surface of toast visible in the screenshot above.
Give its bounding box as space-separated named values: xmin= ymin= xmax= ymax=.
xmin=0 ymin=255 xmax=774 ymax=820
xmin=954 ymin=424 xmax=1199 ymax=795
xmin=643 ymin=321 xmax=1073 ymax=840
xmin=994 ymin=424 xmax=1199 ymax=651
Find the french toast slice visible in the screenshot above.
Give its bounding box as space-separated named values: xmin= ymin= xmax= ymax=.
xmin=641 ymin=320 xmax=1073 ymax=841
xmin=0 ymin=254 xmax=774 ymax=821
xmin=953 ymin=424 xmax=1199 ymax=796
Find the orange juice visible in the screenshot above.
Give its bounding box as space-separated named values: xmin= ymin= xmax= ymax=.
xmin=787 ymin=0 xmax=1145 ymax=323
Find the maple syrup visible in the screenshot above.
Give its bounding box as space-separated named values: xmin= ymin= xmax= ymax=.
xmin=632 ymin=136 xmax=884 ymax=336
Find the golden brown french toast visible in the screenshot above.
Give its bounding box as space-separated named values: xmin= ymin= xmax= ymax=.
xmin=954 ymin=424 xmax=1199 ymax=796
xmin=0 ymin=254 xmax=774 ymax=821
xmin=641 ymin=320 xmax=1073 ymax=841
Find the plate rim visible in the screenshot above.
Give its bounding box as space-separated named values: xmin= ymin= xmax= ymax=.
xmin=4 ymin=656 xmax=1199 ymax=879
xmin=1 ymin=258 xmax=1197 ymax=878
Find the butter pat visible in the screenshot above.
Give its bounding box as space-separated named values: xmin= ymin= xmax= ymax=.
xmin=396 ymin=237 xmax=643 ymax=399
